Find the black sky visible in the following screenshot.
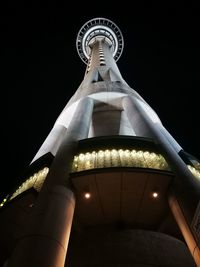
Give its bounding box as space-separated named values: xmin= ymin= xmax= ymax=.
xmin=1 ymin=2 xmax=200 ymax=198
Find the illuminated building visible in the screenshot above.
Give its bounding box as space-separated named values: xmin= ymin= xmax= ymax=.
xmin=0 ymin=18 xmax=200 ymax=267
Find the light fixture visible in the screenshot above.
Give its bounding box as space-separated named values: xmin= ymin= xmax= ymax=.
xmin=151 ymin=186 xmax=160 ymax=199
xmin=152 ymin=191 xmax=159 ymax=199
xmin=84 ymin=192 xmax=91 ymax=199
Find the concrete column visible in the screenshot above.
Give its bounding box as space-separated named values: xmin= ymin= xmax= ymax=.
xmin=158 ymin=123 xmax=182 ymax=153
xmin=31 ymin=124 xmax=67 ymax=163
xmin=123 ymin=95 xmax=200 ymax=265
xmin=8 ymin=186 xmax=75 ymax=267
xmin=8 ymin=97 xmax=94 ymax=267
xmin=41 ymin=97 xmax=94 ymax=190
xmin=169 ymin=193 xmax=200 ymax=267
xmin=122 ymin=95 xmax=200 ymax=199
xmin=68 ymin=228 xmax=196 ymax=266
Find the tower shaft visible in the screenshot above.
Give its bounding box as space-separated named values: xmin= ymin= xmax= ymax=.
xmin=1 ymin=18 xmax=200 ymax=267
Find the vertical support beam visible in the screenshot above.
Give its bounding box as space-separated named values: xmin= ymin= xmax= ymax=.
xmin=123 ymin=95 xmax=200 ymax=265
xmin=41 ymin=97 xmax=94 ymax=190
xmin=8 ymin=97 xmax=94 ymax=267
xmin=8 ymin=186 xmax=75 ymax=267
xmin=157 ymin=123 xmax=182 ymax=153
xmin=169 ymin=193 xmax=200 ymax=267
xmin=122 ymin=95 xmax=200 ymax=199
xmin=31 ymin=124 xmax=67 ymax=163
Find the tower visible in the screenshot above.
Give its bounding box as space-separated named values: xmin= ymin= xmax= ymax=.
xmin=0 ymin=17 xmax=200 ymax=267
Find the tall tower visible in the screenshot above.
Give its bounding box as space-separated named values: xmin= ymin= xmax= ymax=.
xmin=1 ymin=18 xmax=200 ymax=267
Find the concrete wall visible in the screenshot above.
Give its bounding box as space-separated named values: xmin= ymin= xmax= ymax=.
xmin=66 ymin=229 xmax=196 ymax=267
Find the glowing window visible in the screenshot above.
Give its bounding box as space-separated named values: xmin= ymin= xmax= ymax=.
xmin=9 ymin=167 xmax=49 ymax=201
xmin=71 ymin=149 xmax=170 ymax=173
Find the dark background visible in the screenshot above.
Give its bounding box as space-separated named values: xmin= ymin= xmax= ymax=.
xmin=1 ymin=2 xmax=200 ymax=198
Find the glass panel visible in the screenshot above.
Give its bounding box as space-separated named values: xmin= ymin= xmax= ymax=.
xmin=188 ymin=165 xmax=200 ymax=181
xmin=9 ymin=167 xmax=49 ymax=201
xmin=71 ymin=149 xmax=170 ymax=173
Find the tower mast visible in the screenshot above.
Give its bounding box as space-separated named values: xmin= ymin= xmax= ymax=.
xmin=1 ymin=18 xmax=200 ymax=267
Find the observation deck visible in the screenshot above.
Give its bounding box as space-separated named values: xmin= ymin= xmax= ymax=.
xmin=76 ymin=18 xmax=124 ymax=64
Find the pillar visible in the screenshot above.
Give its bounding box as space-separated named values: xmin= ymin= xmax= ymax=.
xmin=169 ymin=193 xmax=200 ymax=267
xmin=122 ymin=95 xmax=200 ymax=204
xmin=8 ymin=97 xmax=94 ymax=267
xmin=123 ymin=95 xmax=200 ymax=265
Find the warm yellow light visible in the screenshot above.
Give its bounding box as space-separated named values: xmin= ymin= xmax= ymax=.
xmin=188 ymin=165 xmax=200 ymax=181
xmin=84 ymin=192 xmax=91 ymax=199
xmin=152 ymin=192 xmax=159 ymax=198
xmin=71 ymin=148 xmax=170 ymax=173
xmin=10 ymin=167 xmax=49 ymax=200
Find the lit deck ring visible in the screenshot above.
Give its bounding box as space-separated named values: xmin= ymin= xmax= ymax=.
xmin=76 ymin=18 xmax=124 ymax=64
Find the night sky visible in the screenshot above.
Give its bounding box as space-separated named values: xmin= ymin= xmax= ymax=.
xmin=1 ymin=3 xmax=200 ymax=198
